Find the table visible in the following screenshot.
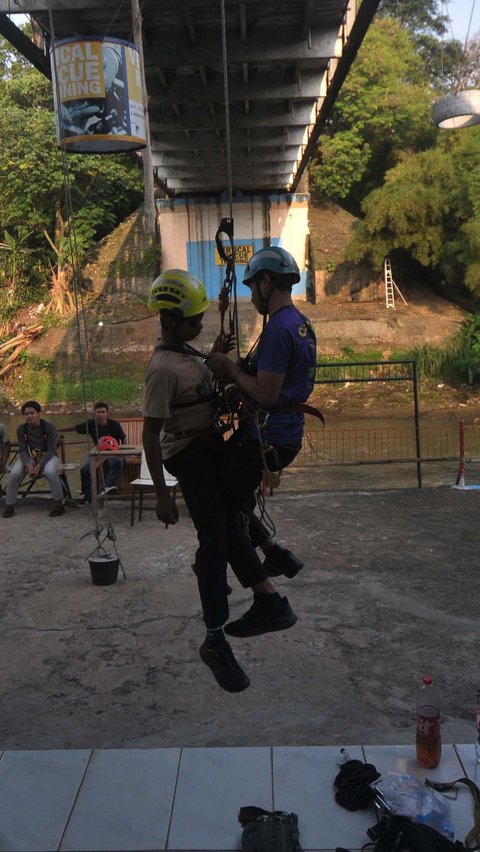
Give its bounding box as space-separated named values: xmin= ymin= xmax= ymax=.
xmin=89 ymin=446 xmax=142 ymax=513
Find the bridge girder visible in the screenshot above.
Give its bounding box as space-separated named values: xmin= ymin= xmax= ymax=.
xmin=0 ymin=0 xmax=381 ymax=197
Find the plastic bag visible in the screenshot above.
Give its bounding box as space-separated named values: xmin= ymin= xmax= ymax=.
xmin=375 ymin=772 xmax=454 ymax=840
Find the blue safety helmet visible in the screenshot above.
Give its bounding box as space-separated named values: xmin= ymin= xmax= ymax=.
xmin=243 ymin=246 xmax=300 ymax=287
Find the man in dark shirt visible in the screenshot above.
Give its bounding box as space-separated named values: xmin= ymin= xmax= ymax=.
xmin=61 ymin=402 xmax=126 ymax=503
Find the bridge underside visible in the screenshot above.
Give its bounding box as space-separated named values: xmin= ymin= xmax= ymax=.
xmin=0 ymin=0 xmax=380 ymax=197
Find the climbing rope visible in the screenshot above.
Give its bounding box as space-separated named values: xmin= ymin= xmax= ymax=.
xmin=214 ymin=0 xmax=284 ymax=510
xmin=47 ymin=0 xmax=126 ymax=576
xmin=215 ymin=0 xmax=240 ymax=358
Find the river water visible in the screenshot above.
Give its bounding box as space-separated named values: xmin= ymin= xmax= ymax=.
xmin=4 ymin=410 xmax=479 ymax=495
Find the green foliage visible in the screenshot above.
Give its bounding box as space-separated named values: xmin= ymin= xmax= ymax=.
xmin=388 ymin=316 xmax=480 ymax=385
xmin=408 ymin=343 xmax=458 ymax=378
xmin=317 ymin=327 xmax=480 ymax=387
xmin=378 ymin=0 xmax=447 ymax=36
xmin=103 ymin=236 xmax=161 ymax=278
xmin=455 ymin=314 xmax=480 ymax=383
xmin=13 ymin=353 xmax=145 ymax=406
xmin=0 ymin=37 xmax=145 ymax=311
xmin=347 ymin=127 xmax=480 ymax=295
xmin=377 ymin=0 xmax=466 ymax=91
xmin=316 ymin=347 xmax=383 ymax=364
xmin=310 ymin=130 xmax=371 ymax=201
xmin=310 ymin=18 xmax=435 ymax=210
xmin=309 ymin=5 xmax=479 ymax=309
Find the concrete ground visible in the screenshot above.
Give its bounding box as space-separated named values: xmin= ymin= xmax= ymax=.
xmin=0 ymin=485 xmax=478 ymax=750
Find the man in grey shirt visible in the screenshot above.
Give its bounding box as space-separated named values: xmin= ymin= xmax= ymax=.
xmin=3 ymin=400 xmax=65 ymax=518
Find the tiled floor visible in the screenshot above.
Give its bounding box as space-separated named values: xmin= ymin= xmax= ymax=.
xmin=0 ymin=745 xmax=478 ymax=851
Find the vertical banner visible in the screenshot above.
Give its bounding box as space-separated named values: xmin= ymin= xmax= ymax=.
xmin=51 ymin=37 xmax=147 ymax=153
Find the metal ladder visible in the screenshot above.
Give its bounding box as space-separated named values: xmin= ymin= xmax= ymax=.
xmin=384 ymin=258 xmax=407 ymax=309
xmin=384 ymin=258 xmax=395 ymax=308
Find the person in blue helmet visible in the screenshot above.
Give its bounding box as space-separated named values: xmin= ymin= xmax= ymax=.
xmin=207 ymin=245 xmax=317 ymax=631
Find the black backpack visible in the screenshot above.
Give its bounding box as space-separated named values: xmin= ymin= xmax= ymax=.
xmin=364 ymin=815 xmax=467 ymax=852
xmin=238 ymin=805 xmax=302 ymax=852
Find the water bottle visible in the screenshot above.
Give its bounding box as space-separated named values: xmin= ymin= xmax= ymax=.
xmin=475 ymin=688 xmax=480 ymax=763
xmin=416 ymin=675 xmax=441 ymax=769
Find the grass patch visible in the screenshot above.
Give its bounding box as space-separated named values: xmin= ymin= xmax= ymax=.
xmin=317 ymin=346 xmax=384 ymax=363
xmin=391 ymin=341 xmax=468 ymax=383
xmin=12 ymin=354 xmax=145 ymax=408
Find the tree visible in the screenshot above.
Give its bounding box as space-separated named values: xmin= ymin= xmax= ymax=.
xmin=378 ymin=0 xmax=475 ymax=92
xmin=346 ymin=127 xmax=480 ymax=296
xmin=378 ymin=0 xmax=447 ymax=36
xmin=455 ymin=35 xmax=480 ymax=89
xmin=0 ymin=34 xmax=144 ymax=316
xmin=310 ymin=18 xmax=435 ymax=211
xmin=0 ymin=229 xmax=34 ymax=305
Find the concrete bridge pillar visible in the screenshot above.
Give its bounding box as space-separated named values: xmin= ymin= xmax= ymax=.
xmin=156 ymin=193 xmax=310 ymax=300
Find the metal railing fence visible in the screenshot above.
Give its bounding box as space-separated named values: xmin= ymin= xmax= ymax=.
xmin=295 ymin=424 xmax=460 ymax=468
xmin=313 ymin=359 xmax=422 ymax=485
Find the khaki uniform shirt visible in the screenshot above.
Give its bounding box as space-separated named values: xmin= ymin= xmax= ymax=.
xmin=143 ymin=347 xmax=215 ymax=460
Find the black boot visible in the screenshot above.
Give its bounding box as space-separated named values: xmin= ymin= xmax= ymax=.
xmin=263 ymin=544 xmax=304 ymax=578
xmin=225 ymin=594 xmax=297 ymax=638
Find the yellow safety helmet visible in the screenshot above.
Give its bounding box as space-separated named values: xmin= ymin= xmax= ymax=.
xmin=148 ymin=269 xmax=209 ymax=317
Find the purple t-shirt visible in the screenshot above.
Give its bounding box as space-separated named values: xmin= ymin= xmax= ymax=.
xmin=247 ymin=305 xmax=316 ymax=447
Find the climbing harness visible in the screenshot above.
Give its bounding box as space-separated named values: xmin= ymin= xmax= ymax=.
xmin=22 ymin=419 xmax=49 ymax=459
xmin=156 ymin=341 xmax=241 ymax=435
xmin=229 ymin=310 xmax=323 ymax=491
xmin=254 ymin=413 xmax=283 ymax=491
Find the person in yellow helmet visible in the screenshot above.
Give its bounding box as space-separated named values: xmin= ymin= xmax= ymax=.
xmin=143 ymin=269 xmax=297 ymax=694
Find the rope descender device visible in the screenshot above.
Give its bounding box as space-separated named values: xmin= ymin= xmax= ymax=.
xmin=254 ymin=410 xmax=282 ymax=491
xmin=215 ymin=217 xmax=239 ymax=356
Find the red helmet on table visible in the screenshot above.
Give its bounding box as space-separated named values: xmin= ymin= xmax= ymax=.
xmin=97 ymin=435 xmax=120 ymax=452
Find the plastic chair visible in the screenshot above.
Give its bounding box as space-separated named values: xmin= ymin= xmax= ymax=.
xmin=130 ymin=450 xmax=178 ymax=526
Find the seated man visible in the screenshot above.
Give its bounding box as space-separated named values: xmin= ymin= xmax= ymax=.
xmin=61 ymin=402 xmax=126 ymax=503
xmin=0 ymin=422 xmax=12 ymax=496
xmin=3 ymin=400 xmax=65 ymax=518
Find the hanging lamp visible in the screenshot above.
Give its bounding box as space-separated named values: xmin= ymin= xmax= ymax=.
xmin=432 ymin=89 xmax=480 ymax=129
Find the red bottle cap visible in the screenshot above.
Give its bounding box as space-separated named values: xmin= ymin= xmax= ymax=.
xmin=423 ymin=675 xmax=433 ymax=684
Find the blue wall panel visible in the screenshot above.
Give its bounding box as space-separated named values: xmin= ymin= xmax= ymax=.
xmin=186 ymin=238 xmax=269 ymax=299
xmin=186 ymin=237 xmax=307 ymax=300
